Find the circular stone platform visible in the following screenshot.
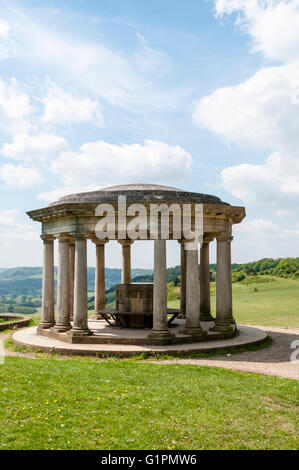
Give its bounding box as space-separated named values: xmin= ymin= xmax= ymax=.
xmin=0 ymin=314 xmax=30 ymax=332
xmin=12 ymin=323 xmax=268 ymax=357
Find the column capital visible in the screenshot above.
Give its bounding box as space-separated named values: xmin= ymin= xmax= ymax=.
xmin=70 ymin=233 xmax=87 ymax=240
xmin=216 ymin=234 xmax=233 ymax=242
xmin=118 ymin=239 xmax=134 ymax=247
xmin=202 ymin=235 xmax=214 ymax=244
xmin=90 ymin=237 xmax=108 ymax=246
xmin=56 ymin=233 xmax=72 ymax=242
xmin=40 ymin=235 xmax=55 ymax=243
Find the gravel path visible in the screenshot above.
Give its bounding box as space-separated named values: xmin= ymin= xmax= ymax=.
xmin=149 ymin=326 xmax=299 ymax=380
xmin=1 ymin=326 xmax=298 ymax=379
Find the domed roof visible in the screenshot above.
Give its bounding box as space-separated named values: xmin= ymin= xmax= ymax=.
xmin=50 ymin=183 xmax=228 ymax=206
xmin=94 ymin=184 xmax=184 ymax=192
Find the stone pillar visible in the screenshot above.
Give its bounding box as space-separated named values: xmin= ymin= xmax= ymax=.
xmin=91 ymin=240 xmax=107 ymax=320
xmin=199 ymin=238 xmax=214 ymax=322
xmin=148 ymin=239 xmax=173 ymax=345
xmin=52 ymin=236 xmax=71 ymax=332
xmin=179 ymin=240 xmax=186 ymax=317
xmin=214 ymin=235 xmax=234 ymax=336
xmin=119 ymin=240 xmax=133 ymax=283
xmin=67 ymin=236 xmax=91 ymax=339
xmin=182 ymin=244 xmax=204 ymax=337
xmin=39 ymin=236 xmax=55 ymax=329
xmin=69 ymin=241 xmax=75 ymax=321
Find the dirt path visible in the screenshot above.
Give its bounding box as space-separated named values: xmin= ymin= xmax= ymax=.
xmin=1 ymin=326 xmax=299 ymax=379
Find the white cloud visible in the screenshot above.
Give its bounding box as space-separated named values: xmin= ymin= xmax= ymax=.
xmin=37 ymin=185 xmax=100 ymax=203
xmin=0 ymin=18 xmax=10 ymax=39
xmin=0 ymin=18 xmax=13 ymax=59
xmin=0 ymin=209 xmax=39 ymax=241
xmin=41 ymin=82 xmax=104 ymax=127
xmin=193 ymin=1 xmax=299 ymax=221
xmin=214 ymin=0 xmax=299 ymax=63
xmin=0 ymin=77 xmax=32 ymax=133
xmin=193 ymin=61 xmax=299 ymax=152
xmin=51 ymin=139 xmax=192 ymax=186
xmin=2 ymin=132 xmax=68 ymax=162
xmin=221 ymin=152 xmax=299 ymax=206
xmin=236 ymin=218 xmax=299 ymax=238
xmin=2 ymin=5 xmax=175 ymax=109
xmin=0 ymin=209 xmax=19 ymax=226
xmin=0 ymin=164 xmax=43 ymax=188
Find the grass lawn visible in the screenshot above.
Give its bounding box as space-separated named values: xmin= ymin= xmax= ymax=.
xmin=0 ymin=357 xmax=298 ymax=450
xmin=169 ymin=278 xmax=299 ymax=328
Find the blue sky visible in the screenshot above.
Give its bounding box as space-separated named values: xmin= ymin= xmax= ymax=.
xmin=1 ymin=0 xmax=299 ymax=268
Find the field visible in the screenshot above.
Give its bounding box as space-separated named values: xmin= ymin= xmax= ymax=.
xmin=0 ymin=358 xmax=298 ymax=450
xmin=0 ymin=276 xmax=298 ymax=450
xmin=168 ymin=277 xmax=299 ymax=328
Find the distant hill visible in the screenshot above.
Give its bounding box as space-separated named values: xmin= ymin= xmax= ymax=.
xmin=0 ymin=257 xmax=298 ymax=297
xmin=0 ymin=266 xmax=153 ymax=296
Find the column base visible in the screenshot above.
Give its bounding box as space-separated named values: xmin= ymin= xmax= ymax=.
xmin=67 ymin=328 xmax=91 ymax=336
xmin=38 ymin=321 xmax=55 ymax=330
xmin=148 ymin=329 xmax=174 ymax=345
xmin=51 ymin=324 xmax=71 ymax=333
xmin=66 ymin=328 xmax=92 ymax=342
xmin=199 ymin=315 xmax=215 ymax=322
xmin=90 ymin=311 xmax=105 ymax=320
xmin=211 ymin=323 xmax=235 ymax=338
xmin=180 ymin=327 xmax=205 ymax=337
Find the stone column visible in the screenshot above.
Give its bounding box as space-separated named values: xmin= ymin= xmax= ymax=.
xmin=119 ymin=240 xmax=133 ymax=283
xmin=39 ymin=235 xmax=55 ymax=329
xmin=52 ymin=236 xmax=71 ymax=332
xmin=67 ymin=236 xmax=91 ymax=339
xmin=91 ymin=240 xmax=107 ymax=320
xmin=182 ymin=244 xmax=204 ymax=337
xmin=178 ymin=240 xmax=186 ymax=317
xmin=214 ymin=235 xmax=234 ymax=336
xmin=199 ymin=238 xmax=214 ymax=321
xmin=148 ymin=239 xmax=173 ymax=345
xmin=69 ymin=241 xmax=75 ymax=321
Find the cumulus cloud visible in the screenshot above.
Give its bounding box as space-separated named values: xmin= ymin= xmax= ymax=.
xmin=2 ymin=133 xmax=68 ymax=162
xmin=231 ymin=216 xmax=299 ymax=261
xmin=221 ymin=152 xmax=299 ymax=205
xmin=51 ymin=139 xmax=192 ymax=186
xmin=214 ymin=0 xmax=299 ymax=63
xmin=36 ymin=185 xmax=101 ymax=203
xmin=236 ymin=217 xmax=299 ymax=238
xmin=193 ymin=61 xmax=299 ymax=152
xmin=193 ymin=1 xmax=299 ymax=218
xmin=41 ymin=82 xmax=104 ymax=127
xmin=0 ymin=77 xmax=32 ymax=133
xmin=0 ymin=164 xmax=43 ymax=188
xmin=0 ymin=209 xmax=39 ymax=241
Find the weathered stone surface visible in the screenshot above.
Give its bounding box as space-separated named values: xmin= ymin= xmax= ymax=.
xmin=51 ymin=184 xmax=227 ymax=206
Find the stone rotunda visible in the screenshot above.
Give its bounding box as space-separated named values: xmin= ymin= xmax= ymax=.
xmin=27 ymin=184 xmax=246 ymax=346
